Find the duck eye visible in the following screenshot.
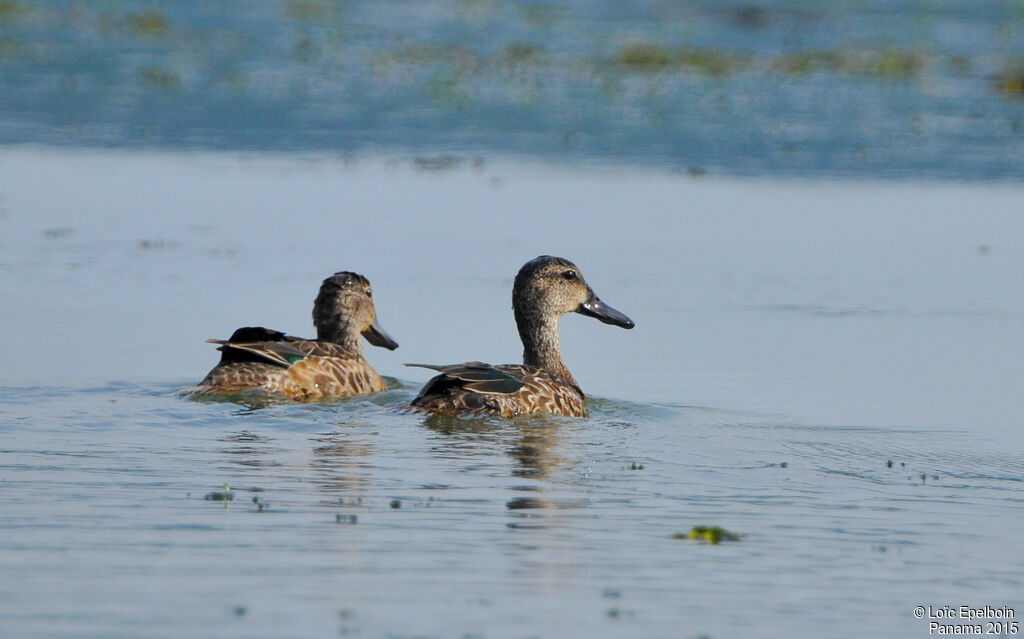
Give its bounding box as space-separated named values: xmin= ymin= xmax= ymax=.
xmin=365 ymin=288 xmax=372 ymax=297
xmin=562 ymin=270 xmax=577 ymax=280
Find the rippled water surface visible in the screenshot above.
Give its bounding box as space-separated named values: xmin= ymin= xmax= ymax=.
xmin=1 ymin=149 xmax=1023 ymax=638
xmin=1 ymin=0 xmax=1023 ymax=177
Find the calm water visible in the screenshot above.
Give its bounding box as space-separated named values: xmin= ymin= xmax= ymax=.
xmin=1 ymin=149 xmax=1023 ymax=637
xmin=1 ymin=1 xmax=1023 ymax=178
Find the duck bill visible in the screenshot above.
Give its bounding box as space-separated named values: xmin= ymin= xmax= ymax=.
xmin=577 ymin=292 xmax=635 ymax=329
xmin=363 ymin=318 xmax=399 ymax=350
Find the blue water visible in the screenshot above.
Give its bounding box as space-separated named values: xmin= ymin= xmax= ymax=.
xmin=3 ymin=379 xmax=1022 ymax=638
xmin=2 ymin=2 xmax=1023 ymax=634
xmin=1 ymin=1 xmax=1023 ymax=178
xmin=1 ymin=150 xmax=1023 ymax=637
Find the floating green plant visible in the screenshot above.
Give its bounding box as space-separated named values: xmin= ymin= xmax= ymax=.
xmin=617 ymin=43 xmax=739 ymax=76
xmin=0 ymin=0 xmax=25 ymax=21
xmin=204 ymin=484 xmax=233 ymax=501
xmin=126 ymin=10 xmax=168 ymax=37
xmin=618 ymin=44 xmax=673 ymax=70
xmin=775 ymin=49 xmax=924 ymax=78
xmin=504 ymin=42 xmax=544 ymax=65
xmin=773 ymin=50 xmax=840 ymax=75
xmin=673 ymin=526 xmax=743 ymax=544
xmin=998 ymin=66 xmax=1024 ymax=97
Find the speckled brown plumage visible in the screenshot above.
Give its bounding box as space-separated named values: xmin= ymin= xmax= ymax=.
xmin=408 ymin=362 xmax=587 ymax=417
xmin=191 ymin=272 xmax=398 ymax=400
xmin=408 ymin=256 xmax=634 ymax=417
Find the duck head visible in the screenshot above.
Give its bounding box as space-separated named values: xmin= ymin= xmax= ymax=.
xmin=513 ymin=256 xmax=634 ymax=329
xmin=313 ymin=271 xmax=399 ymax=350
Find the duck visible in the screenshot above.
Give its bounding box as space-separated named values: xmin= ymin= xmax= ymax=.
xmin=407 ymin=255 xmax=634 ymax=417
xmin=192 ymin=271 xmax=398 ymax=399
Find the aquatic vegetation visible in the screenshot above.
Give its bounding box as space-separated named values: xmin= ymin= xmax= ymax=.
xmin=773 ymin=51 xmax=841 ymax=75
xmin=673 ymin=526 xmax=744 ymax=544
xmin=376 ymin=42 xmax=481 ymax=71
xmin=618 ymin=44 xmax=672 ymax=69
xmin=617 ymin=42 xmax=924 ymax=80
xmin=412 ymin=155 xmax=463 ymax=171
xmin=617 ymin=43 xmax=739 ymax=76
xmin=204 ymin=485 xmax=233 ymax=501
xmin=286 ymin=0 xmax=333 ymax=21
xmin=997 ymin=66 xmax=1024 ymax=97
xmin=126 ymin=10 xmax=168 ymax=38
xmin=774 ymin=49 xmax=925 ymax=78
xmin=0 ymin=0 xmax=25 ymax=21
xmin=839 ymin=49 xmax=925 ymax=78
xmin=0 ymin=3 xmax=1020 ymax=178
xmin=504 ymin=42 xmax=545 ymax=65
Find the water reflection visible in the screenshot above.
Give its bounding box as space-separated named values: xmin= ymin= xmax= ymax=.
xmin=508 ymin=422 xmax=564 ymax=479
xmin=217 ymin=430 xmax=282 ymax=469
xmin=419 ymin=414 xmax=568 ymax=480
xmin=308 ymin=429 xmax=374 ymax=495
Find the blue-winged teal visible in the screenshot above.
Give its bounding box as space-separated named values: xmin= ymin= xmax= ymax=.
xmin=407 ymin=256 xmax=634 ymax=417
xmin=193 ymin=272 xmax=398 ymax=399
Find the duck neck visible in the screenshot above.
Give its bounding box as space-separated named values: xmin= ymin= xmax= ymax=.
xmin=316 ymin=320 xmax=362 ymax=354
xmin=517 ymin=312 xmax=576 ymax=384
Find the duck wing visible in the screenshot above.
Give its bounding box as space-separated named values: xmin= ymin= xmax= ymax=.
xmin=207 ymin=326 xmax=313 ymax=367
xmin=405 ymin=361 xmax=526 ymax=394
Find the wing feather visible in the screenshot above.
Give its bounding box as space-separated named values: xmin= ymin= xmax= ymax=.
xmin=207 ymin=326 xmax=311 ymax=367
xmin=405 ymin=361 xmax=526 ymax=394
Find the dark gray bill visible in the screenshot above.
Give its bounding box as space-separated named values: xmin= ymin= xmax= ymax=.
xmin=577 ymin=293 xmax=635 ymax=329
xmin=363 ymin=318 xmax=399 ymax=350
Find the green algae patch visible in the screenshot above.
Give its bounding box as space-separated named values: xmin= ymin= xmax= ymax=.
xmin=997 ymin=66 xmax=1024 ymax=98
xmin=619 ymin=44 xmax=674 ymax=69
xmin=617 ymin=43 xmax=739 ymax=76
xmin=126 ymin=11 xmax=169 ymax=38
xmin=775 ymin=49 xmax=925 ymax=78
xmin=0 ymin=0 xmax=26 ymax=21
xmin=616 ymin=43 xmax=923 ymax=79
xmin=673 ymin=526 xmax=744 ymax=544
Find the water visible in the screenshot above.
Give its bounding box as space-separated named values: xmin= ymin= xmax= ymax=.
xmin=1 ymin=149 xmax=1023 ymax=637
xmin=1 ymin=1 xmax=1023 ymax=178
xmin=3 ymin=382 xmax=1020 ymax=638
